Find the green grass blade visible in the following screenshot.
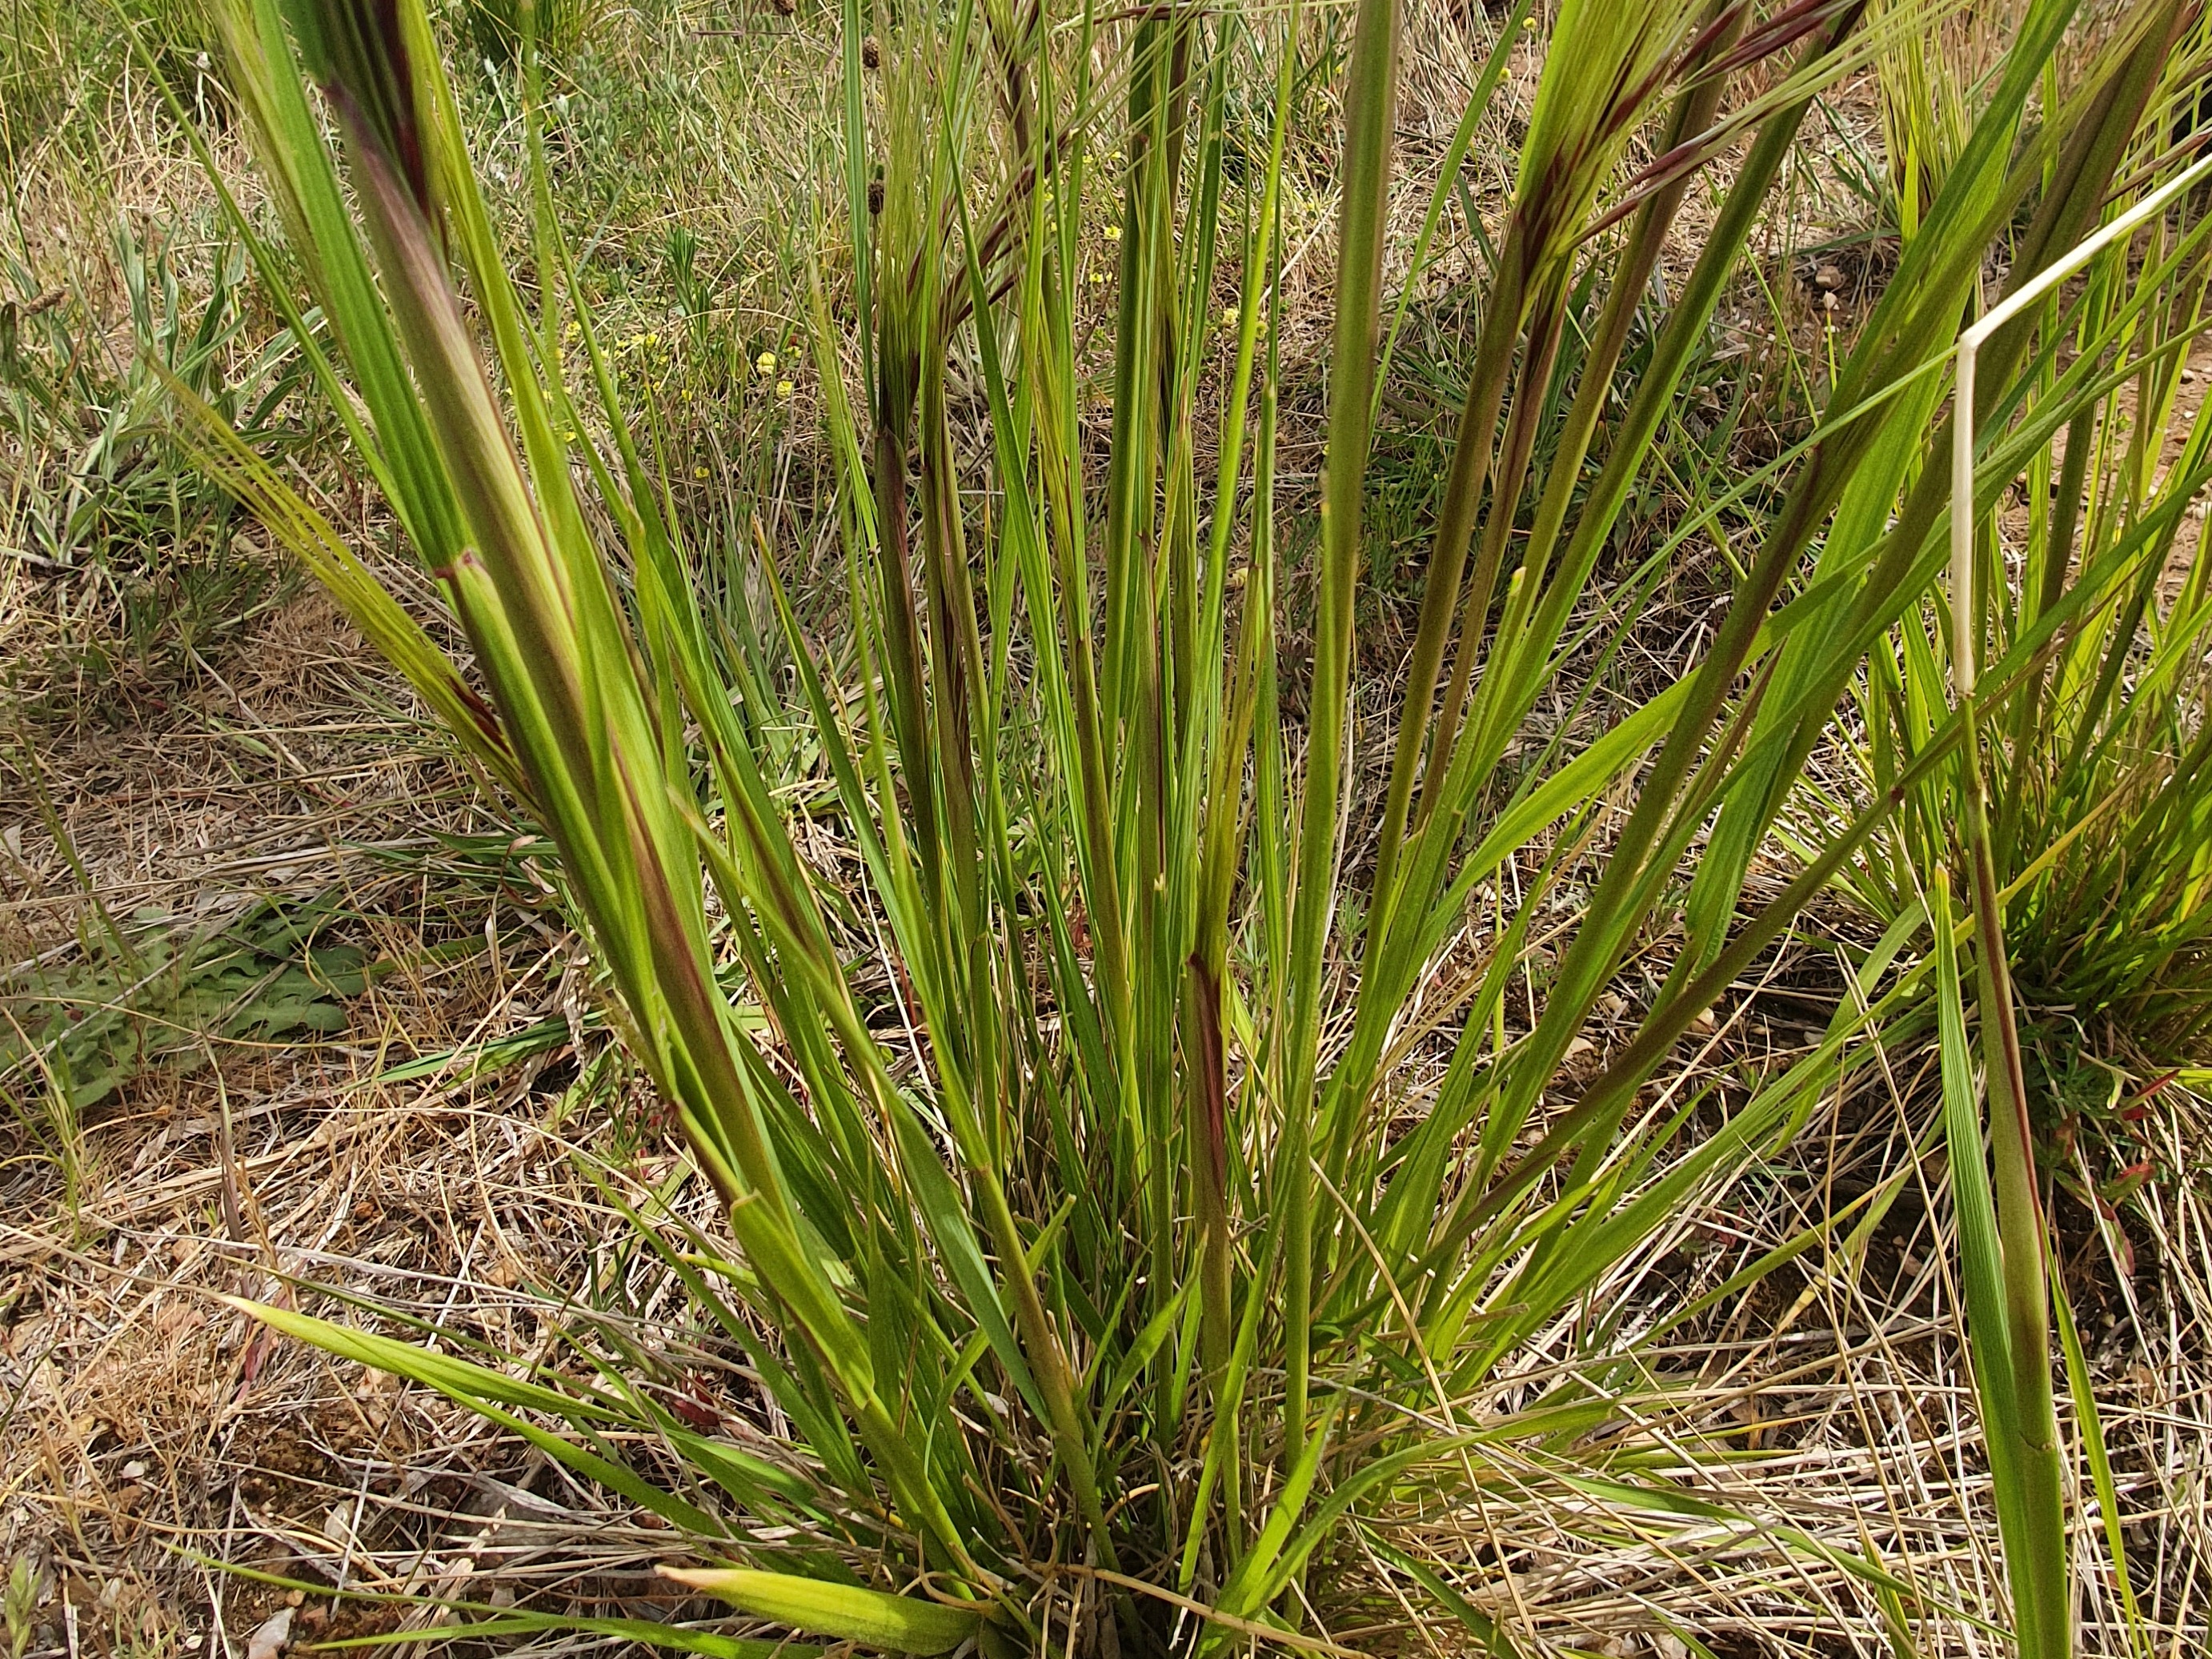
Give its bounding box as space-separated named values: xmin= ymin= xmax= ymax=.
xmin=660 ymin=1569 xmax=983 ymax=1657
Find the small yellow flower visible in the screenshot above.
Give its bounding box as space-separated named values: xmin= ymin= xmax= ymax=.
xmin=776 ymin=379 xmax=795 ymax=398
xmin=756 ymin=350 xmax=778 ymax=376
xmin=1220 ymin=305 xmax=1238 ymax=328
xmin=564 ymin=320 xmax=580 ymax=339
xmin=1104 ymin=223 xmax=1121 ymax=241
xmin=1090 ymin=270 xmax=1104 ymax=284
xmin=647 ymin=331 xmax=660 ymax=347
xmin=694 ymin=466 xmax=708 ymax=479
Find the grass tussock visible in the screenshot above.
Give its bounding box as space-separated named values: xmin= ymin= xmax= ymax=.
xmin=2 ymin=0 xmax=2212 ymax=1655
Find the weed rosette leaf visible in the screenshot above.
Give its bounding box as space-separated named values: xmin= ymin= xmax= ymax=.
xmin=2 ymin=896 xmax=371 ymax=1112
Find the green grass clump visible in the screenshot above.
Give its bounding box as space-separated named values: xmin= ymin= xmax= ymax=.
xmin=1 ymin=215 xmax=315 ymax=715
xmin=459 ymin=0 xmax=595 ymax=69
xmin=161 ymin=0 xmax=2210 ymax=1651
xmin=1823 ymin=14 xmax=2212 ymax=1075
